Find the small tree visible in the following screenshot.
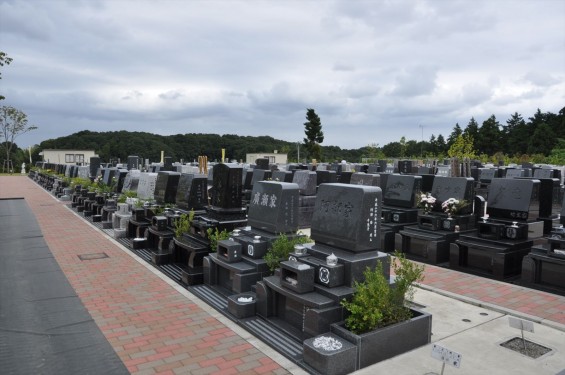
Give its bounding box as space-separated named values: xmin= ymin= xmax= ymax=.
xmin=1 ymin=106 xmax=37 ymax=169
xmin=447 ymin=133 xmax=476 ymax=159
xmin=0 ymin=51 xmax=13 ymax=101
xmin=303 ymin=108 xmax=324 ymax=161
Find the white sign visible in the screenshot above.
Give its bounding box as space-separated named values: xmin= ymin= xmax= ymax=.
xmin=431 ymin=344 xmax=462 ymax=368
xmin=509 ymin=317 xmax=534 ymax=333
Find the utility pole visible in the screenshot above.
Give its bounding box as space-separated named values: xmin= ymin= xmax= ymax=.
xmin=297 ymin=142 xmax=300 ymax=163
xmin=419 ymin=124 xmax=424 ymax=159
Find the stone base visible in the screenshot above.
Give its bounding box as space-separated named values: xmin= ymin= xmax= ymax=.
xmin=132 ymin=238 xmax=147 ymax=249
xmin=92 ymin=215 xmax=102 ymax=222
xmin=113 ymin=228 xmax=126 ymax=239
xmin=151 ymin=250 xmax=172 ymax=265
xmin=102 ymin=221 xmax=113 ymax=229
xmin=303 ymin=333 xmax=357 ymax=375
xmin=227 ymin=293 xmax=257 ymax=319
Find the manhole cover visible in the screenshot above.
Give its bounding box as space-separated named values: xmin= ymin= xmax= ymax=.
xmin=78 ymin=252 xmax=109 ymax=261
xmin=500 ymin=337 xmax=552 ymax=359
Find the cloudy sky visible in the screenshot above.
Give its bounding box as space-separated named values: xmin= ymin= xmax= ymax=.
xmin=1 ymin=0 xmax=564 ymax=150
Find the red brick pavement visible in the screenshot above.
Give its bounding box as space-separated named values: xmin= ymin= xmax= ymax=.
xmin=1 ymin=176 xmax=293 ymax=375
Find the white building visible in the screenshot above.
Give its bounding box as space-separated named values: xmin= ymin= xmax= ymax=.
xmin=39 ymin=149 xmax=98 ymax=165
xmin=245 ymin=151 xmax=288 ymax=165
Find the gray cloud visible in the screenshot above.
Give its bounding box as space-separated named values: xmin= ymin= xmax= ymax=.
xmin=0 ymin=0 xmax=563 ymax=150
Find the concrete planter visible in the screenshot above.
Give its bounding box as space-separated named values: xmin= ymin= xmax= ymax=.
xmin=330 ymin=308 xmax=432 ymax=370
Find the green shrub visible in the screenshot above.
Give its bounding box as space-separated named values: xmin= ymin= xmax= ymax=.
xmin=206 ymin=227 xmax=230 ymax=252
xmin=341 ymin=251 xmax=424 ymax=334
xmin=174 ymin=210 xmax=194 ymax=238
xmin=264 ymin=233 xmax=311 ymax=273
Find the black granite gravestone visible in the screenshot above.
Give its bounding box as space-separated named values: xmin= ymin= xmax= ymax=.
xmin=450 ymin=178 xmax=542 ymax=279
xmin=154 ymin=171 xmax=181 ymax=205
xmin=383 ymin=174 xmax=421 ymax=208
xmin=398 ymin=177 xmax=476 ymax=264
xmin=89 ymin=157 xmax=101 ymax=178
xmin=247 ymin=181 xmax=299 ymax=233
xmin=127 ymin=155 xmax=139 ymax=171
xmin=350 ymin=172 xmax=380 ymax=186
xmin=209 ymin=164 xmax=243 ymax=209
xmin=293 ymin=170 xmax=317 ymax=196
xmin=255 ymin=158 xmax=269 ymax=170
xmin=175 ymin=173 xmax=208 ymax=211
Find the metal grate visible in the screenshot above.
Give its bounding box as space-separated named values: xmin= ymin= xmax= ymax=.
xmin=78 ymin=252 xmax=109 ymax=261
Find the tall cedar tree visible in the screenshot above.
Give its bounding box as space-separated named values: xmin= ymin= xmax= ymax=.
xmin=303 ymin=108 xmax=324 ymax=161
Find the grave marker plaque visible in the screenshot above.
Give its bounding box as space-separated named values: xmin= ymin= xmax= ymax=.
xmin=383 ymin=174 xmax=422 ymax=208
xmin=311 ymin=183 xmax=382 ymax=252
xmin=137 ymin=173 xmax=159 ymax=200
xmin=89 ymin=156 xmax=101 ymax=178
xmin=122 ymin=170 xmax=140 ymax=192
xmin=210 ymin=164 xmax=243 ymax=209
xmin=487 ymin=178 xmax=540 ymax=220
xmin=248 ymin=181 xmax=299 ymax=233
xmin=292 ymin=170 xmax=317 ymax=196
xmin=430 ymin=177 xmax=474 ymax=214
xmin=350 ymin=173 xmax=380 ymax=186
xmin=154 ymin=171 xmax=181 ymax=204
xmin=175 ymin=173 xmax=208 ymax=211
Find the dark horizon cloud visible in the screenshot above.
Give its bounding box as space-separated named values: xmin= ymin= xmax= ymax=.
xmin=1 ymin=0 xmax=564 ymax=151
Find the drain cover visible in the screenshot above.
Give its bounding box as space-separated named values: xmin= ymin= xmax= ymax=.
xmin=500 ymin=337 xmax=552 ymax=359
xmin=78 ymin=253 xmax=109 ymax=261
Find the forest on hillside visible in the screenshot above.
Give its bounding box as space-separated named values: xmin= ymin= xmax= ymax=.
xmin=2 ymin=107 xmax=564 ymax=169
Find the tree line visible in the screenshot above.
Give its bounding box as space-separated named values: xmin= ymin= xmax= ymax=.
xmin=32 ymin=104 xmax=565 ymax=167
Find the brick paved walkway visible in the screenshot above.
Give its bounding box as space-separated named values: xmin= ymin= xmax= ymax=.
xmin=1 ymin=176 xmax=298 ymax=375
xmin=2 ymin=176 xmax=564 ymax=375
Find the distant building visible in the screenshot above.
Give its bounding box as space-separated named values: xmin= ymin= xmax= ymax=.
xmin=39 ymin=149 xmax=98 ymax=165
xmin=245 ymin=151 xmax=287 ymax=165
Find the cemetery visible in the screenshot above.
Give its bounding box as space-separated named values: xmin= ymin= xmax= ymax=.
xmin=24 ymin=155 xmax=565 ymax=374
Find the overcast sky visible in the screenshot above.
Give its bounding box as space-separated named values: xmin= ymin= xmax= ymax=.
xmin=1 ymin=0 xmax=564 ymax=150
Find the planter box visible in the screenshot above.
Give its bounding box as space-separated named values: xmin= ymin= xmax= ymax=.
xmin=330 ymin=308 xmax=432 ymax=370
xmin=303 ymin=333 xmax=357 ymax=375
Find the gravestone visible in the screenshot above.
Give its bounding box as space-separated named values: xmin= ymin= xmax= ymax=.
xmin=136 ymin=173 xmax=159 ymax=200
xmin=398 ymin=160 xmax=413 ymax=174
xmin=367 ymin=164 xmax=379 ymax=174
xmin=210 ymin=164 xmax=243 ymax=209
xmin=77 ymin=166 xmax=90 ymax=179
xmin=255 ymin=158 xmax=269 ymax=170
xmin=311 ymin=184 xmax=382 ymax=252
xmin=89 ymin=156 xmax=101 ymax=178
xmin=250 ymin=169 xmax=272 ymax=186
xmin=175 ymin=173 xmax=208 ymax=211
xmin=487 ymin=178 xmax=540 ymax=220
xmin=154 ymin=171 xmax=181 ymax=205
xmin=429 ymin=176 xmax=474 ymax=215
xmin=102 ymin=167 xmax=117 ymax=186
xmin=163 ymin=156 xmax=173 ymax=171
xmin=505 ymin=169 xmax=525 ymax=178
xmin=115 ymin=169 xmax=129 ymax=192
xmin=398 ymin=177 xmax=475 ymax=263
xmin=383 ymin=174 xmax=421 ymax=208
xmin=272 ymin=170 xmax=293 ymax=182
xmin=533 ymin=168 xmax=553 ymax=179
xmin=316 ymin=170 xmax=337 ymax=186
xmin=256 ymin=183 xmax=392 ymax=353
xmin=436 ymin=166 xmax=451 ymax=177
xmin=378 ymin=160 xmax=388 ymax=173
xmin=451 ymin=178 xmax=543 ymax=279
xmin=127 ymin=155 xmax=139 ymax=170
xmin=479 ymin=168 xmax=496 ymax=183
xmin=350 ymin=172 xmax=380 ymax=186
xmin=122 ymin=170 xmax=141 ymax=192
xmin=292 ymin=170 xmax=317 ymax=196
xmin=248 ymin=181 xmax=299 ymax=233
